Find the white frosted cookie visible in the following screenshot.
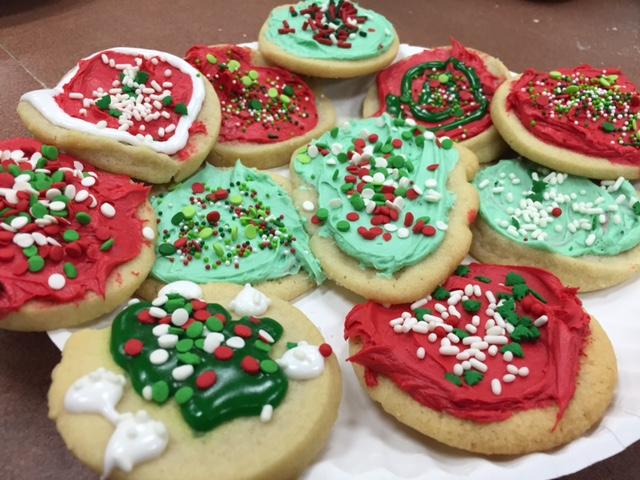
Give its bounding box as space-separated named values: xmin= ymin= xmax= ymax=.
xmin=18 ymin=47 xmax=221 ymax=184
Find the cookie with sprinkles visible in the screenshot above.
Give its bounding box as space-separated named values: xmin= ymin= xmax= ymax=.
xmin=137 ymin=162 xmax=324 ymax=303
xmin=18 ymin=47 xmax=221 ymax=184
xmin=345 ymin=263 xmax=617 ymax=455
xmin=185 ymin=44 xmax=336 ymax=168
xmin=472 ymin=158 xmax=640 ymax=291
xmin=491 ymin=65 xmax=640 ymax=179
xmin=0 ymin=139 xmax=155 ymax=331
xmin=258 ymin=0 xmax=400 ymax=78
xmin=363 ymin=39 xmax=511 ymax=163
xmin=49 ymin=281 xmax=341 ymax=479
xmin=290 ymin=114 xmax=479 ymax=304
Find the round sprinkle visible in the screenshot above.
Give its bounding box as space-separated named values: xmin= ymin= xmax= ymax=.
xmin=206 ymin=316 xmax=224 ymax=332
xmin=124 ymin=339 xmax=144 ymax=357
xmin=176 ymin=338 xmax=194 ymax=353
xmin=28 ymin=255 xmax=45 ymax=273
xmin=151 ymin=380 xmax=170 ymax=403
xmin=158 ymin=243 xmax=176 ymax=256
xmin=48 ymin=273 xmax=66 ymax=290
xmin=196 ymin=370 xmax=217 ymax=390
xmin=63 ymin=230 xmax=80 ymax=242
xmin=149 ymin=349 xmax=169 ymax=365
xmin=100 ymin=203 xmax=116 ymax=218
xmin=171 ymin=308 xmax=189 ymax=326
xmin=142 ymin=226 xmax=155 ymax=240
xmin=14 ymin=233 xmax=34 ymax=248
xmin=319 ymin=343 xmax=333 ymax=357
xmin=226 ymin=336 xmax=245 ymax=349
xmin=260 ymin=359 xmax=279 ymax=374
xmin=63 ymin=262 xmax=78 ymax=279
xmin=234 ymin=324 xmax=253 ymax=338
xmin=186 ymin=322 xmax=204 ymax=338
xmin=76 ymin=212 xmax=91 ymax=225
xmin=175 ymin=386 xmax=194 ymax=405
xmin=214 ymin=345 xmax=234 ymax=361
xmin=171 ymin=364 xmax=194 ymax=381
xmin=302 ymin=200 xmax=315 ymax=212
xmin=241 ymin=355 xmax=260 ymax=375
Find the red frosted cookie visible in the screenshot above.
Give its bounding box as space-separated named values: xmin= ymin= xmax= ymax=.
xmin=185 ymin=44 xmax=335 ymax=168
xmin=345 ymin=263 xmax=617 ymax=454
xmin=0 ymin=139 xmax=155 ymax=331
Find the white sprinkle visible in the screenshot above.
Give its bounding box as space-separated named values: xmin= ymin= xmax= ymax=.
xmin=48 ymin=201 xmax=66 ymax=212
xmin=484 ymin=335 xmax=508 ymax=345
xmin=534 ymin=315 xmax=548 ymax=327
xmin=226 ymin=336 xmax=245 ymax=349
xmin=81 ymin=176 xmax=96 ymax=187
xmin=260 ymin=404 xmax=273 ymax=422
xmin=152 ymin=295 xmax=168 ymax=307
xmin=152 ymin=324 xmax=169 ymax=337
xmin=149 ymin=349 xmax=169 ymax=365
xmin=503 ymin=351 xmax=514 ymax=362
xmin=453 ymin=363 xmax=464 ymax=376
xmin=469 ymin=358 xmax=488 ymax=372
xmin=488 ymin=345 xmax=498 ymax=357
xmin=203 ymin=333 xmax=224 ymax=354
xmin=10 ymin=216 xmax=28 ymax=230
xmin=158 ymin=334 xmax=178 ymax=349
xmin=397 ymin=227 xmax=409 ymax=239
xmin=172 ymin=365 xmax=194 ymax=381
xmin=428 ymin=333 xmax=437 ymax=343
xmin=100 ymin=202 xmax=116 ymax=218
xmin=171 ymin=308 xmax=189 ymax=326
xmin=302 ymin=200 xmax=315 ymax=212
xmin=75 ymin=190 xmax=89 ymax=202
xmin=503 ymin=373 xmax=516 ymax=383
xmin=142 ymin=226 xmax=155 ymax=240
xmin=507 ymin=364 xmax=519 ymax=375
xmin=142 ymin=385 xmax=152 ymax=400
xmin=48 ymin=273 xmax=66 ymax=290
xmin=518 ymin=367 xmax=530 ymax=377
xmin=491 ymin=378 xmax=502 ymax=396
xmin=149 ymin=307 xmax=167 ymax=318
xmin=259 ymin=329 xmax=275 ymax=344
xmin=416 ymin=347 xmax=426 ymax=359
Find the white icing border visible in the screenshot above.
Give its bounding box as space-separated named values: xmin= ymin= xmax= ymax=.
xmin=21 ymin=47 xmax=205 ymax=155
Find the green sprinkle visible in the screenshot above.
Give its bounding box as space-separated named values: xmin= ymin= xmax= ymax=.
xmin=599 ymin=77 xmax=610 ymax=87
xmin=453 ymin=328 xmax=470 ymax=340
xmin=454 ymin=265 xmax=470 ymax=277
xmin=433 ymin=286 xmax=450 ymax=300
xmin=198 ymin=227 xmax=213 ymax=239
xmin=206 ymin=53 xmax=218 ymax=64
xmin=283 ymin=84 xmax=294 ymax=96
xmin=134 ymin=71 xmax=150 ymax=85
xmin=186 ymin=322 xmax=204 ymax=338
xmin=505 ymin=272 xmax=525 ymax=286
xmin=76 ymin=212 xmax=91 ymax=225
xmin=170 ymin=212 xmax=184 ymax=225
xmin=176 ymin=338 xmax=194 ymax=353
xmin=162 ymin=95 xmax=173 ymax=107
xmin=298 ymin=152 xmax=311 ymax=164
xmin=501 ymin=342 xmax=524 ymax=358
xmin=245 ymin=224 xmax=258 ymax=239
xmin=350 ymin=194 xmax=365 ymax=211
xmin=336 ymin=220 xmax=350 ymax=232
xmin=254 ymin=340 xmax=272 ymax=352
xmin=602 ymin=122 xmax=616 ymax=133
xmin=108 ymin=109 xmax=122 ymax=118
xmin=565 ymin=85 xmax=579 ymax=95
xmin=41 ymin=145 xmax=59 ymax=160
xmin=462 ymin=300 xmax=481 ymax=313
xmin=632 ymin=201 xmax=640 ymax=215
xmin=182 ymin=205 xmax=196 ymax=218
xmin=549 ymin=70 xmax=562 ymax=80
xmin=445 ymin=372 xmax=462 ymax=387
xmin=63 ymin=230 xmax=80 ymax=242
xmin=279 ymin=94 xmax=291 ymax=104
xmin=441 ymin=138 xmax=454 ymax=150
xmin=268 ymin=87 xmax=278 ymax=98
xmin=330 ymin=127 xmax=339 ymax=138
xmin=175 ymin=103 xmax=188 ymax=116
xmin=22 ymin=244 xmax=38 ymax=258
xmin=63 ymin=262 xmax=78 ymax=279
xmin=438 ymin=73 xmax=450 ymax=84
xmin=249 ymin=70 xmax=260 ymax=80
xmin=249 ymin=99 xmax=262 ymax=110
xmin=28 ymin=255 xmax=45 ymax=272
xmin=206 ymin=316 xmax=224 ymax=332
xmin=229 ymin=194 xmax=243 ymax=205
xmin=464 ymin=370 xmax=484 ymax=386
xmin=177 ymin=352 xmax=200 ymax=365
xmin=100 ymin=238 xmax=114 ymax=251
xmin=175 ymin=386 xmax=194 ymax=405
xmin=260 ymin=359 xmax=279 ymax=374
xmin=512 ymin=283 xmax=529 ymax=301
xmin=241 ymin=76 xmax=253 ymax=87
xmin=413 ymin=308 xmax=432 ymax=319
xmin=227 ymin=59 xmax=240 ymax=72
xmin=151 ymin=381 xmax=170 ymax=404
xmin=474 ymin=276 xmax=491 ymax=284
xmin=95 ymin=95 xmax=111 ymax=110
xmin=316 ymin=208 xmax=329 ymax=221
xmin=159 ymin=243 xmax=176 ymax=256
xmin=213 ymin=243 xmax=225 ymax=258
xmin=286 ymin=342 xmax=298 ymax=350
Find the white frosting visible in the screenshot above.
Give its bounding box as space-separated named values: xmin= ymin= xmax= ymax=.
xmin=102 ymin=411 xmax=168 ymax=479
xmin=229 ymin=283 xmax=271 ymax=317
xmin=20 ymin=47 xmax=205 ymax=155
xmin=64 ymin=367 xmax=125 ymax=423
xmin=157 ymin=280 xmax=203 ymax=300
xmin=64 ymin=368 xmax=168 ymax=477
xmin=277 ymin=341 xmax=325 ymax=380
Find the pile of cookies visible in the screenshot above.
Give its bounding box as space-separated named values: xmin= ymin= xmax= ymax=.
xmin=1 ymin=0 xmax=635 ymax=477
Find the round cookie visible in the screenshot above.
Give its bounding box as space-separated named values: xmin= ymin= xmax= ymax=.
xmin=290 ymin=114 xmax=479 ymax=304
xmin=184 ymin=44 xmax=336 ymax=168
xmin=18 ymin=47 xmax=221 ymax=184
xmin=491 ymin=66 xmax=640 ymax=180
xmin=0 ymin=139 xmax=155 ymax=331
xmin=49 ymin=281 xmax=341 ymax=479
xmin=138 ymin=162 xmax=324 ymax=302
xmin=345 ymin=263 xmax=617 ymax=455
xmin=472 ymin=158 xmax=640 ymax=291
xmin=258 ymin=1 xmax=400 ymax=79
xmin=363 ymin=39 xmax=511 ymax=164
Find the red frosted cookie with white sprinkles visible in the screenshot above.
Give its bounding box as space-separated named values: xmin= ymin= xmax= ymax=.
xmin=18 ymin=47 xmax=221 ymax=184
xmin=0 ymin=139 xmax=155 ymax=331
xmin=345 ymin=263 xmax=617 ymax=454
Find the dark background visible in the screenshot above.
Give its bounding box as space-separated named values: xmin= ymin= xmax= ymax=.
xmin=0 ymin=0 xmax=639 ymax=478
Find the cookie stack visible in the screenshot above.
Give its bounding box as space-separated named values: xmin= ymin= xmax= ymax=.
xmin=0 ymin=0 xmax=633 ymax=477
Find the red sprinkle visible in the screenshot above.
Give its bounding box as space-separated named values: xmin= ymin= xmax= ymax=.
xmin=214 ymin=346 xmax=234 ymax=361
xmin=422 ymin=225 xmax=436 ymax=236
xmin=346 ymin=212 xmax=360 ymax=222
xmin=392 ymin=139 xmax=403 ymax=149
xmin=196 ymin=371 xmax=217 ymax=390
xmin=207 ymin=211 xmax=221 ymax=223
xmin=551 ymin=207 xmax=563 ymax=217
xmin=368 ymin=133 xmax=379 ymax=143
xmin=319 ymin=343 xmax=333 ymax=357
xmin=191 ymin=299 xmax=208 ymax=310
xmin=427 ymin=164 xmax=439 ymax=171
xmin=193 ymin=309 xmax=209 ymax=321
xmin=234 ymin=324 xmax=253 ymax=338
xmin=137 ymin=310 xmax=155 ymax=325
xmin=241 ymin=355 xmax=260 ymax=375
xmin=124 ymin=339 xmax=144 ymax=357
xmin=191 ymin=182 xmax=205 ymax=194
xmin=406 ymin=189 xmax=419 ymax=200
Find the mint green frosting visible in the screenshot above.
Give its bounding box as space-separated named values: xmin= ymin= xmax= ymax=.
xmin=293 ymin=114 xmax=459 ymax=276
xmin=151 ymin=162 xmax=324 ymax=285
xmin=265 ymin=1 xmax=395 ymax=61
xmin=475 ymin=158 xmax=640 ymax=257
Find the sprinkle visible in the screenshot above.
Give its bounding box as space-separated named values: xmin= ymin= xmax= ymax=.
xmin=171 ymin=364 xmax=194 ymax=381
xmin=100 ymin=203 xmax=116 ymax=218
xmin=491 ymin=379 xmax=502 ymax=396
xmin=260 ymin=404 xmax=274 ymax=422
xmin=416 ymin=347 xmax=426 ymax=359
xmin=149 ymin=349 xmax=169 ymax=365
xmin=48 ymin=273 xmax=66 ymax=290
xmin=142 ymin=226 xmax=155 ymax=240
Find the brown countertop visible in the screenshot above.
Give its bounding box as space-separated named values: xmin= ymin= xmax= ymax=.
xmin=0 ymin=0 xmax=639 ymax=478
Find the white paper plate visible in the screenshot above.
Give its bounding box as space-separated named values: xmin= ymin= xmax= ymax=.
xmin=48 ymin=43 xmax=640 ymax=480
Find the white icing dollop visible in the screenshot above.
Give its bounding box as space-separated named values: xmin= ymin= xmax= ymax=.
xmin=157 ymin=280 xmax=203 ymax=300
xmin=229 ymin=284 xmax=271 ymax=317
xmin=102 ymin=410 xmax=168 ymax=479
xmin=64 ymin=367 xmax=125 ymax=423
xmin=20 ymin=47 xmax=205 ymax=155
xmin=277 ymin=341 xmax=325 ymax=380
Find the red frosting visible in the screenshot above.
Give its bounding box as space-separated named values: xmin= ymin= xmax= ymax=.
xmin=184 ymin=45 xmax=318 ymax=144
xmin=55 ymin=49 xmax=194 ymax=143
xmin=508 ymin=65 xmax=640 ymax=165
xmin=344 ymin=264 xmax=590 ymax=424
xmin=373 ymin=40 xmax=504 ymax=141
xmin=0 ymin=139 xmax=150 ymax=319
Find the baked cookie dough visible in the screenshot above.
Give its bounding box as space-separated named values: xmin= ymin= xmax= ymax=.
xmin=472 ymin=158 xmax=640 ymax=291
xmin=138 ymin=162 xmax=324 ymax=302
xmin=345 ymin=263 xmax=617 ymax=455
xmin=18 ymin=47 xmax=221 ymax=184
xmin=0 ymin=139 xmax=155 ymax=332
xmin=363 ymin=39 xmax=511 ymax=163
xmin=185 ymin=44 xmax=336 ymax=168
xmin=491 ymin=66 xmax=640 ymax=180
xmin=258 ymin=1 xmax=400 ymax=78
xmin=49 ymin=281 xmax=341 ymax=479
xmin=290 ymin=114 xmax=479 ymax=304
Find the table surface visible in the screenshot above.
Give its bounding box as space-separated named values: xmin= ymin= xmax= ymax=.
xmin=0 ymin=0 xmax=639 ymax=478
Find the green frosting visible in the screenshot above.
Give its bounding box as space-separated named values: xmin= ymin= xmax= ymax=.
xmin=151 ymin=162 xmax=324 ymax=285
xmin=293 ymin=114 xmax=459 ymax=276
xmin=475 ymin=158 xmax=640 ymax=257
xmin=265 ymin=0 xmax=395 ymax=61
xmin=111 ymin=294 xmax=288 ymax=431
